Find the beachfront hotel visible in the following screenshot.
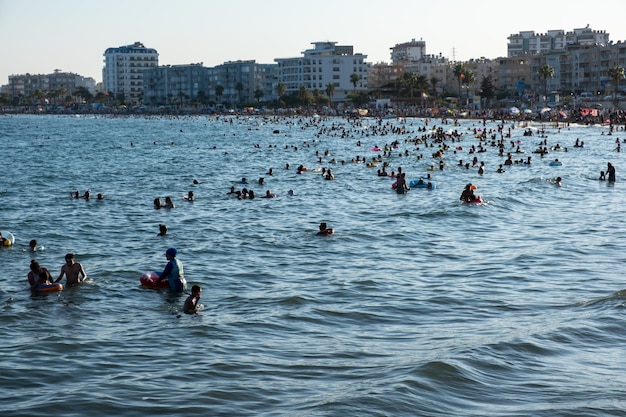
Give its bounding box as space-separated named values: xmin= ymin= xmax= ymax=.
xmin=102 ymin=42 xmax=159 ymax=106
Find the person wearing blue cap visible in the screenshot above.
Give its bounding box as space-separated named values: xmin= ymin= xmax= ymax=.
xmin=156 ymin=247 xmax=186 ymax=292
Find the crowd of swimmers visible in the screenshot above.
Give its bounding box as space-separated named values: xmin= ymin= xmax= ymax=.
xmin=15 ymin=114 xmax=623 ymax=316
xmin=71 ymin=189 xmax=104 ymax=200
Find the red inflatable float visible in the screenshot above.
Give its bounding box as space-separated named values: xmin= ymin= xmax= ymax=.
xmin=140 ymin=271 xmax=168 ymax=289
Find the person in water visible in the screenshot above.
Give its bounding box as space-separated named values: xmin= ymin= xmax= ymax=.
xmin=317 ymin=222 xmax=334 ymax=235
xmin=163 ymin=196 xmax=175 ymax=209
xmin=156 ymin=247 xmax=186 ymax=292
xmin=395 ymin=173 xmax=409 ymax=194
xmin=55 ymin=253 xmax=87 ymax=286
xmin=154 ymin=197 xmax=163 ymax=209
xmin=460 ymin=183 xmax=476 ymax=203
xmin=183 ymin=285 xmax=202 ymax=314
xmin=607 ymin=162 xmax=616 ymax=182
xmin=158 ymin=224 xmax=167 ymax=236
xmin=28 ymin=259 xmax=51 ymax=289
xmin=29 ymin=239 xmax=39 ymax=252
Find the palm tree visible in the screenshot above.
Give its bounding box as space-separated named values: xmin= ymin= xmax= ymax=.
xmin=235 ymin=82 xmax=244 ymax=104
xmin=254 ymin=89 xmax=264 ymax=104
xmin=276 ymin=83 xmax=286 ymax=100
xmin=297 ymin=86 xmax=312 ymax=105
xmin=430 ymin=76 xmax=440 ymax=100
xmin=325 ymin=83 xmax=335 ymax=104
xmin=215 ymin=85 xmax=224 ymax=105
xmin=538 ymin=64 xmax=554 ymax=103
xmin=453 ymin=63 xmax=467 ymax=99
xmin=608 ymin=65 xmax=625 ymax=101
xmin=350 ymin=73 xmax=361 ymax=92
xmin=461 ymin=70 xmax=475 ymax=104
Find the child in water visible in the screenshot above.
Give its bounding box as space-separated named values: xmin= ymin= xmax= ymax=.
xmin=183 ymin=285 xmax=202 ymax=314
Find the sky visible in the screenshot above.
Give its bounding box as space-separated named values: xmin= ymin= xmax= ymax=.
xmin=2 ymin=0 xmax=626 ymax=85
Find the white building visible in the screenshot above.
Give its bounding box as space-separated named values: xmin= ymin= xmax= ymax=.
xmin=390 ymin=39 xmax=426 ymax=65
xmin=275 ymin=41 xmax=368 ymax=102
xmin=507 ymin=26 xmax=610 ymax=57
xmin=103 ymin=41 xmax=158 ymax=105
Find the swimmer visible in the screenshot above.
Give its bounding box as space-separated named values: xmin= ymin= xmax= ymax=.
xmin=28 ymin=239 xmax=40 ymax=252
xmin=186 ymin=191 xmax=194 ymax=201
xmin=55 ymin=253 xmax=87 ymax=286
xmin=158 ymin=224 xmax=167 ymax=236
xmin=154 ymin=197 xmax=163 ymax=209
xmin=183 ymin=285 xmax=202 ymax=314
xmin=164 ymin=196 xmax=175 ymax=209
xmin=317 ymin=222 xmax=334 ymax=235
xmin=554 ymin=176 xmax=562 ymax=186
xmin=262 ymin=190 xmax=276 ymax=198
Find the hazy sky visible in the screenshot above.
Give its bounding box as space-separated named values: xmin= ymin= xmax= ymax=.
xmin=2 ymin=0 xmax=625 ymax=85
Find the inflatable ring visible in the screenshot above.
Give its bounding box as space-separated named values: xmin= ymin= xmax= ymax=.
xmin=34 ymin=283 xmax=63 ymax=293
xmin=1 ymin=231 xmax=15 ymax=246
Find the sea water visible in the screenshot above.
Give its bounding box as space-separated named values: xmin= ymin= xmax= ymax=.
xmin=1 ymin=114 xmax=625 ymax=416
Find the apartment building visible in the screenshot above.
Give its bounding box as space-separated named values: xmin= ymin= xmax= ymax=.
xmin=6 ymin=70 xmax=96 ymax=103
xmin=275 ymin=41 xmax=368 ymax=102
xmin=507 ymin=26 xmax=610 ymax=57
xmin=103 ymin=42 xmax=158 ymax=105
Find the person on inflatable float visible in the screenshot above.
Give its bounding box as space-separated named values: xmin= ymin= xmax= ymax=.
xmin=156 ymin=247 xmax=186 ymax=292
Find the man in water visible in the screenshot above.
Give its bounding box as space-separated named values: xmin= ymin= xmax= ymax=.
xmin=156 ymin=247 xmax=186 ymax=292
xmin=55 ymin=253 xmax=87 ymax=286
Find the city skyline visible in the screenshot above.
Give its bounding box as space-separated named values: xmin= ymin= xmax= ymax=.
xmin=2 ymin=0 xmax=626 ymax=85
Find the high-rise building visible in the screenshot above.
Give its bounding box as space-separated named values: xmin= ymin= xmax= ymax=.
xmin=103 ymin=42 xmax=158 ymax=105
